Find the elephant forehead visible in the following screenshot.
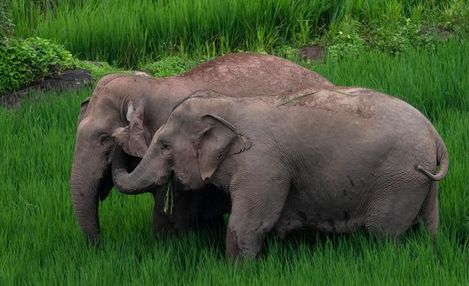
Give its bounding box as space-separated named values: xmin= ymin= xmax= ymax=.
xmin=160 ymin=117 xmax=183 ymax=136
xmin=79 ymin=111 xmax=120 ymax=135
xmin=170 ymin=100 xmax=203 ymax=121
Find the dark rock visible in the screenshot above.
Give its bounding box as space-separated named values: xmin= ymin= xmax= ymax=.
xmin=419 ymin=26 xmax=453 ymax=40
xmin=1 ymin=69 xmax=93 ymax=109
xmin=300 ymin=45 xmax=326 ymax=63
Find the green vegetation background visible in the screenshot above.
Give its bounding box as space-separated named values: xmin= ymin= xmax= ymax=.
xmin=1 ymin=0 xmax=468 ymax=285
xmin=10 ymin=0 xmax=469 ymax=67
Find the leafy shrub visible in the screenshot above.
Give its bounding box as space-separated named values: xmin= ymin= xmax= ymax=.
xmin=140 ymin=56 xmax=198 ymax=77
xmin=324 ymin=16 xmax=440 ymax=61
xmin=76 ymin=61 xmax=125 ymax=80
xmin=365 ymin=19 xmax=437 ymax=54
xmin=327 ymin=31 xmax=365 ymax=62
xmin=0 ymin=37 xmax=76 ymax=93
xmin=326 ymin=19 xmax=365 ymax=62
xmin=275 ymin=45 xmax=301 ymax=62
xmin=439 ymin=0 xmax=469 ymax=36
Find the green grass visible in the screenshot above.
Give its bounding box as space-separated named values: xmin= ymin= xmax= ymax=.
xmin=11 ymin=0 xmax=466 ymax=67
xmin=310 ymin=39 xmax=469 ymax=118
xmin=1 ymin=40 xmax=468 ymax=285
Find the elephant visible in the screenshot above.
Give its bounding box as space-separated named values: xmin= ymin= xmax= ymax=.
xmin=112 ymin=87 xmax=449 ymax=260
xmin=71 ymin=53 xmax=334 ymax=242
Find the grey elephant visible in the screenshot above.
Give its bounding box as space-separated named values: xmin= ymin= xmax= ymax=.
xmin=112 ymin=87 xmax=448 ymax=260
xmin=71 ymin=53 xmax=334 ymax=241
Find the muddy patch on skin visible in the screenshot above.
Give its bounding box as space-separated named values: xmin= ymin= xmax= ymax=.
xmin=276 ymin=87 xmax=377 ymax=119
xmin=1 ymin=69 xmax=93 ymax=109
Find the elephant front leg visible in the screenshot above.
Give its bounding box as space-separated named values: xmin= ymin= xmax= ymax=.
xmin=225 ymin=176 xmax=290 ymax=261
xmin=194 ymin=188 xmax=231 ymax=235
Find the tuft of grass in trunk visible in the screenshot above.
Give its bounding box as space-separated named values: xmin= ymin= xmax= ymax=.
xmin=164 ymin=179 xmax=174 ymax=214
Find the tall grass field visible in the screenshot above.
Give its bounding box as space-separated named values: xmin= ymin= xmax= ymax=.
xmin=1 ymin=39 xmax=468 ymax=285
xmin=11 ymin=0 xmax=467 ymax=67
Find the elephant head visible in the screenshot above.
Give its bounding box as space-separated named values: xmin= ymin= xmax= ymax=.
xmin=112 ymin=94 xmax=251 ymax=195
xmin=71 ymin=74 xmax=162 ymax=241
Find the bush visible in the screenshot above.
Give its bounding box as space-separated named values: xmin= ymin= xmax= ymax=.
xmin=0 ymin=37 xmax=76 ymax=93
xmin=324 ymin=16 xmax=439 ymax=61
xmin=76 ymin=61 xmax=125 ymax=80
xmin=439 ymin=0 xmax=469 ymax=36
xmin=327 ymin=31 xmax=366 ymax=62
xmin=140 ymin=56 xmax=198 ymax=77
xmin=326 ymin=18 xmax=366 ymax=62
xmin=365 ymin=19 xmax=437 ymax=54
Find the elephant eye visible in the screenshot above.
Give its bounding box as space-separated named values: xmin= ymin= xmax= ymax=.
xmin=160 ymin=142 xmax=173 ymax=156
xmin=99 ymin=134 xmax=113 ymax=146
xmin=161 ymin=142 xmax=171 ymax=150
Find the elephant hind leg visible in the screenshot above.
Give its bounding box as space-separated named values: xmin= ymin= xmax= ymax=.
xmin=364 ymin=180 xmax=430 ymax=239
xmin=418 ymin=181 xmax=439 ymax=236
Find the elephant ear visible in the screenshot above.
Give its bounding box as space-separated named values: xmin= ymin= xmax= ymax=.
xmin=113 ymin=100 xmax=148 ymax=158
xmin=77 ymin=97 xmax=91 ymax=124
xmin=197 ymin=114 xmax=252 ymax=181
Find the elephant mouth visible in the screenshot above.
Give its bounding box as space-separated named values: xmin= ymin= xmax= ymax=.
xmin=161 ymin=172 xmax=174 ymax=213
xmin=98 ymin=164 xmax=114 ymax=201
xmin=159 ymin=169 xmax=173 ymax=188
xmin=172 ymin=170 xmax=191 ymax=189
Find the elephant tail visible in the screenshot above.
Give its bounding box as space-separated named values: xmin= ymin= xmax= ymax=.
xmin=415 ymin=134 xmax=449 ymax=181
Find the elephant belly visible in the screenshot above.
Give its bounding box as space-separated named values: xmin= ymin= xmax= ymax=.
xmin=274 ymin=184 xmax=367 ymax=238
xmin=274 ymin=207 xmax=365 ymax=238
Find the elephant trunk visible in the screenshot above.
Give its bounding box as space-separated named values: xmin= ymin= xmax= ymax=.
xmin=112 ymin=145 xmax=168 ymax=194
xmin=70 ymin=154 xmax=112 ymax=242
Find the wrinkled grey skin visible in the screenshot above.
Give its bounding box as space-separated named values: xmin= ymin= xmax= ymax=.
xmin=71 ymin=53 xmax=334 ymax=241
xmin=112 ymin=87 xmax=448 ymax=260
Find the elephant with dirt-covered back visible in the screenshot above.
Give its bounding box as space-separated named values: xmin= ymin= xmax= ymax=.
xmin=112 ymin=87 xmax=448 ymax=260
xmin=71 ymin=53 xmax=334 ymax=242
